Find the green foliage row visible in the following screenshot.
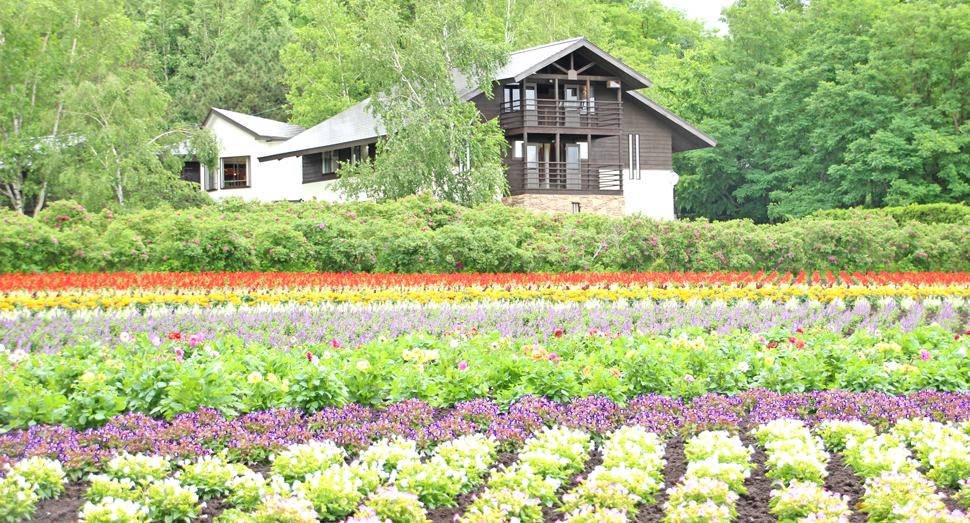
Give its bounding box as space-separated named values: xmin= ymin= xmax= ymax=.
xmin=1 ymin=325 xmax=966 ymax=431
xmin=811 ymin=203 xmax=970 ymax=225
xmin=3 ymin=195 xmax=970 ymax=274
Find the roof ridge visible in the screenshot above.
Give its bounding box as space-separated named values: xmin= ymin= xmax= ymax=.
xmin=212 ymin=107 xmax=303 ymax=128
xmin=510 ymin=36 xmax=585 ymax=55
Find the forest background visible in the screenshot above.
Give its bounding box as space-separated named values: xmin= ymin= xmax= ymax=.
xmin=1 ymin=0 xmax=968 ymax=223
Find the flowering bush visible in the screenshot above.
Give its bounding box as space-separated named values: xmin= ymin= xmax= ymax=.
xmin=520 ymin=427 xmax=591 ymax=478
xmin=600 ymin=426 xmax=666 ymax=478
xmin=78 ymin=498 xmax=151 ymax=523
xmin=843 ymin=434 xmax=919 ymax=478
xmin=684 ymin=458 xmax=750 ymax=494
xmin=560 ymin=479 xmax=641 ymax=513
xmin=292 ymin=465 xmax=364 ymax=520
xmin=769 ymin=480 xmax=851 ymax=523
xmin=177 ymin=454 xmax=249 ymax=499
xmin=860 ymin=471 xmax=942 ymax=522
xmin=588 ymin=465 xmax=663 ymax=502
xmin=459 ymin=488 xmax=543 ymax=523
xmin=814 ymin=420 xmax=877 ymax=451
xmin=142 ymin=478 xmax=200 ymax=523
xmin=6 ymin=456 xmax=67 ymax=499
xmin=271 ymin=440 xmax=346 ymax=481
xmin=755 ymin=420 xmax=829 ymax=484
xmin=957 ymin=478 xmax=970 ymax=509
xmin=226 ymin=472 xmax=291 ymax=512
xmin=685 ymin=432 xmax=752 ymax=468
xmin=0 ymin=473 xmax=38 ymax=522
xmin=104 ymin=453 xmax=172 ymax=485
xmin=391 ymin=457 xmax=468 ymax=508
xmin=664 ymin=477 xmax=738 ymax=518
xmin=896 ymin=506 xmax=970 ymax=523
xmin=560 ymin=504 xmax=630 ymax=523
xmin=432 ymin=434 xmax=496 ymax=482
xmin=357 ymin=486 xmax=430 ymax=523
xmin=486 ymin=462 xmax=562 ymax=506
xmin=251 ymin=495 xmax=319 ymax=523
xmin=359 ymin=438 xmax=422 ymax=472
xmin=662 ymin=499 xmax=732 ymax=523
xmin=84 ymin=475 xmax=142 ymax=503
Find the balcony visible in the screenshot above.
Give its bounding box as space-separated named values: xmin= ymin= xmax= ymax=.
xmin=499 ymin=100 xmax=622 ymax=132
xmin=507 ymin=161 xmax=623 ymax=195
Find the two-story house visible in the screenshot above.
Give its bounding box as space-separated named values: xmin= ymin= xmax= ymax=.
xmin=204 ymin=37 xmax=715 ymax=219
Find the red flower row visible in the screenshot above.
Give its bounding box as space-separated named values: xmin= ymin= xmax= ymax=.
xmin=1 ymin=270 xmax=968 ymax=292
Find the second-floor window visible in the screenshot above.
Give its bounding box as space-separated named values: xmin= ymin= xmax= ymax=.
xmin=503 ymin=84 xmax=520 ymax=112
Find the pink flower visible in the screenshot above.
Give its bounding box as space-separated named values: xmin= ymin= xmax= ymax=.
xmin=188 ymin=333 xmax=203 ymax=348
xmin=788 ymin=337 xmax=796 ymax=344
xmin=458 ymin=361 xmax=468 ymax=371
xmin=330 ymin=339 xmax=342 ymax=349
xmin=684 ymin=374 xmax=695 ymax=383
xmin=920 ymin=349 xmax=932 ymax=361
xmin=548 ymin=353 xmax=559 ymax=362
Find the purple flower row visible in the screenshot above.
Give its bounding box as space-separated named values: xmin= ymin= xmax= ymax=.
xmin=4 ymin=299 xmax=966 ymax=353
xmin=3 ymin=390 xmax=970 ymax=478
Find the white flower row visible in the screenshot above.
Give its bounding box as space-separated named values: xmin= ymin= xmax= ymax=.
xmin=753 ymin=419 xmax=829 ymax=485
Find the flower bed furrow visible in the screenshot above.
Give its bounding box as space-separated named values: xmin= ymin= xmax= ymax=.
xmin=5 ymin=414 xmax=970 ymax=523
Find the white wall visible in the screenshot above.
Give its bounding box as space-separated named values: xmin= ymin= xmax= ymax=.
xmin=203 ymin=116 xmax=303 ymax=202
xmin=301 ymin=179 xmax=348 ymax=203
xmin=623 ymin=169 xmax=679 ymax=220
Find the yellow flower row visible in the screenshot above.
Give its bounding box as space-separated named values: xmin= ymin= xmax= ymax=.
xmin=0 ymin=285 xmax=967 ymax=312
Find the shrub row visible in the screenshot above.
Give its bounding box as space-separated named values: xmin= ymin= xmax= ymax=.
xmin=2 ymin=194 xmax=969 ymax=274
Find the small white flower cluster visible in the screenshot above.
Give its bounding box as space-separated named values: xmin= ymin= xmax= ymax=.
xmin=815 ymin=420 xmax=877 ymax=451
xmin=359 ymin=437 xmax=422 ymax=472
xmin=177 ymin=453 xmax=249 ymax=499
xmin=486 ymin=462 xmax=562 ymax=505
xmin=6 ymin=456 xmax=67 ymax=500
xmin=843 ymin=432 xmax=918 ymax=478
xmin=458 ymin=488 xmax=543 ymax=523
xmin=589 ymin=426 xmax=666 ymax=501
xmin=226 ymin=471 xmax=292 ymax=511
xmin=684 ymin=431 xmax=752 ymax=494
xmin=293 ymin=464 xmax=366 ymax=520
xmin=271 ymin=439 xmax=347 ymax=481
xmin=753 ymin=419 xmax=829 ymax=484
xmin=860 ymin=470 xmax=950 ymax=522
xmin=891 ymin=418 xmax=970 ymax=489
xmin=663 ymin=476 xmax=738 ymax=523
xmin=142 ymin=478 xmax=201 ymax=523
xmin=252 ymin=494 xmax=319 ymax=523
xmin=0 ymin=471 xmax=40 ymax=522
xmin=390 ymin=456 xmax=469 ymax=509
xmin=84 ymin=474 xmax=142 ymax=503
xmin=104 ymin=452 xmax=172 ymax=485
xmin=432 ymin=434 xmax=497 ymax=481
xmin=355 ymin=486 xmax=430 ymax=523
xmin=520 ymin=426 xmax=592 ymax=479
xmin=78 ymin=497 xmax=151 ymax=523
xmin=768 ymin=480 xmax=850 ymax=523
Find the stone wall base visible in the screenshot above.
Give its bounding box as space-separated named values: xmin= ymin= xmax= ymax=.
xmin=502 ymin=194 xmax=626 ymax=218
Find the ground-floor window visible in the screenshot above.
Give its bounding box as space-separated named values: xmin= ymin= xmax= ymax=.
xmin=222 ymin=156 xmax=249 ymax=188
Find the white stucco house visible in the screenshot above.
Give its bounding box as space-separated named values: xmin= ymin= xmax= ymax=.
xmin=191 ymin=38 xmax=715 ymax=219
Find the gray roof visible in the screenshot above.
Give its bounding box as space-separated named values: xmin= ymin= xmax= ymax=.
xmin=625 ymin=91 xmax=717 ymax=151
xmin=258 ymin=100 xmax=384 ymax=161
xmin=458 ymin=37 xmax=652 ymax=100
xmin=259 ymin=37 xmax=711 ymax=161
xmin=204 ymin=108 xmax=306 ymax=141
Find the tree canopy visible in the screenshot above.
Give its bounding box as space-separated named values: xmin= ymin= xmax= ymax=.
xmin=1 ymin=0 xmax=968 ymax=219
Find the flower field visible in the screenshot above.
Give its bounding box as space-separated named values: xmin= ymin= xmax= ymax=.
xmin=2 ymin=270 xmax=970 ymax=523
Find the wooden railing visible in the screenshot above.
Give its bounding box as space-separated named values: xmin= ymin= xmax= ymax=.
xmin=507 ymin=161 xmax=623 ymax=193
xmin=499 ymin=100 xmax=622 ymax=130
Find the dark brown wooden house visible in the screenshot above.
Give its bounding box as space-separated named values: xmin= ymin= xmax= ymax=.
xmin=260 ymin=37 xmax=715 ymax=218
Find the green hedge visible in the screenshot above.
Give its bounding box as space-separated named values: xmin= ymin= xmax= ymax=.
xmin=3 ymin=195 xmax=969 ymax=274
xmin=811 ymin=203 xmax=970 ymax=225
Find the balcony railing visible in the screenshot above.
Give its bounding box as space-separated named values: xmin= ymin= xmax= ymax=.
xmin=499 ymin=100 xmax=622 ymax=130
xmin=507 ymin=161 xmax=623 ymax=194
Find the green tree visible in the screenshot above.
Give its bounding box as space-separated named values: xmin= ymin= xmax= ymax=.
xmin=335 ymin=0 xmax=511 ymax=206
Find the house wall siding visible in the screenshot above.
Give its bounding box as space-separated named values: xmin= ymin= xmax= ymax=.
xmin=203 ymin=116 xmax=302 ymax=201
xmin=620 ymin=92 xmax=673 ymax=171
xmin=302 ymin=153 xmax=324 ymax=184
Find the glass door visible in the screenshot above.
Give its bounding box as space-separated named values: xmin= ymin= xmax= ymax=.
xmin=565 ymin=143 xmax=581 ymax=190
xmin=524 ymin=84 xmax=537 ymax=126
xmin=563 ymin=85 xmax=580 ymax=127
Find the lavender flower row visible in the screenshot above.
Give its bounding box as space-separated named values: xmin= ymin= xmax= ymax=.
xmin=3 ymin=390 xmax=970 ymax=478
xmin=3 ymin=299 xmax=966 ymax=353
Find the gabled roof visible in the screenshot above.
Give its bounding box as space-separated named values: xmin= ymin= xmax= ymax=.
xmin=259 ymin=37 xmax=713 ymax=162
xmin=203 ymin=108 xmax=306 ymax=141
xmin=457 ymin=37 xmax=653 ymax=100
xmin=625 ymin=91 xmax=717 ymax=151
xmin=259 ymin=100 xmax=384 ymax=162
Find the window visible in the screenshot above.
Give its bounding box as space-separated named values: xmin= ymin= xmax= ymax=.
xmin=578 ymin=141 xmax=589 ymax=160
xmin=503 ymin=84 xmax=521 ymax=112
xmin=352 ymin=146 xmax=361 ymax=164
xmin=221 ymin=156 xmax=249 ymax=188
xmin=572 ymin=202 xmax=581 ymax=214
xmin=628 ymin=134 xmax=640 ymax=180
xmin=513 ymin=140 xmax=524 ymax=158
xmin=323 ymin=151 xmax=335 ymax=174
